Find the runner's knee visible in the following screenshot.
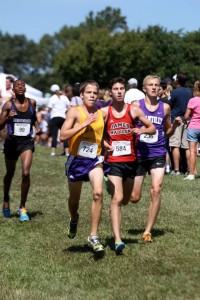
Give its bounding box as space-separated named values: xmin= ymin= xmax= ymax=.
xmin=130 ymin=192 xmax=141 ymax=203
xmin=93 ymin=189 xmax=103 ymax=202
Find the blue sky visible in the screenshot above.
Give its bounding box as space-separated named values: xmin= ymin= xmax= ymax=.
xmin=1 ymin=0 xmax=200 ymax=42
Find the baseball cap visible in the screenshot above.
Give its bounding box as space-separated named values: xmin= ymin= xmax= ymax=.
xmin=50 ymin=84 xmax=60 ymax=92
xmin=128 ymin=78 xmax=138 ymax=86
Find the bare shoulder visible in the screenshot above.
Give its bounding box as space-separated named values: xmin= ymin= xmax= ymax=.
xmin=163 ymin=102 xmax=171 ymax=115
xmin=30 ymin=98 xmax=36 ymax=108
xmin=66 ymin=106 xmax=80 ymax=118
xmin=100 ymin=106 xmax=109 ymax=120
xmin=2 ymin=101 xmax=12 ymax=111
xmin=130 ymin=101 xmax=140 ymax=114
xmin=131 ymin=101 xmax=140 ymax=109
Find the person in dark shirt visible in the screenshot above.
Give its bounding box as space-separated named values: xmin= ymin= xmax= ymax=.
xmin=168 ymin=73 xmax=193 ymax=175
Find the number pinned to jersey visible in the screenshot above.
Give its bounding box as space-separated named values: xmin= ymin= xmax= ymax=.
xmin=77 ymin=141 xmax=98 ymax=158
xmin=112 ymin=141 xmax=131 ymax=156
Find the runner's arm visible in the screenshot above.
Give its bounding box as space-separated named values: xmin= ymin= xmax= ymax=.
xmin=30 ymin=99 xmax=40 ymax=133
xmin=131 ymin=106 xmax=156 ymax=135
xmin=60 ymin=107 xmax=96 ymax=142
xmin=0 ymin=102 xmax=13 ymax=130
xmin=164 ymin=103 xmax=182 ymax=136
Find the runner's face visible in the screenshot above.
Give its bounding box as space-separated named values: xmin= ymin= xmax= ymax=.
xmin=13 ymin=80 xmax=26 ymax=95
xmin=144 ymin=78 xmax=160 ymax=98
xmin=81 ymin=84 xmax=98 ymax=107
xmin=110 ymin=82 xmax=125 ymax=103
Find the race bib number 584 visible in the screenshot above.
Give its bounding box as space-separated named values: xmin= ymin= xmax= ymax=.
xmin=112 ymin=141 xmax=131 ymax=156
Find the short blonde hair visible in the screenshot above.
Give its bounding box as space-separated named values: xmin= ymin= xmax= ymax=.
xmin=193 ymin=81 xmax=200 ymax=97
xmin=143 ymin=75 xmax=161 ymax=87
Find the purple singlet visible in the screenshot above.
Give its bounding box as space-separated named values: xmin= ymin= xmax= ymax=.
xmin=137 ymin=99 xmax=166 ymax=158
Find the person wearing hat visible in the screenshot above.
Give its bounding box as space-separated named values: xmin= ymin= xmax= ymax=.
xmin=124 ymin=78 xmax=145 ymax=104
xmin=48 ymin=84 xmax=70 ymax=156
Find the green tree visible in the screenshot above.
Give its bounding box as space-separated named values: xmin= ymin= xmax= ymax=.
xmin=80 ymin=6 xmax=128 ymax=32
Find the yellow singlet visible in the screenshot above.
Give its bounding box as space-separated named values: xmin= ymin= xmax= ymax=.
xmin=69 ymin=106 xmax=104 ymax=157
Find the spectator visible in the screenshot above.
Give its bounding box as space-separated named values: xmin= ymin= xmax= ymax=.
xmin=124 ymin=78 xmax=145 ymax=104
xmin=63 ymin=84 xmax=73 ymax=100
xmin=169 ymin=73 xmax=193 ymax=175
xmin=95 ymin=89 xmax=112 ymax=109
xmin=0 ymin=76 xmax=15 ymax=150
xmin=70 ymin=83 xmax=83 ymax=106
xmin=158 ymin=80 xmax=171 ymax=104
xmin=184 ymin=80 xmax=200 ymax=180
xmin=48 ymin=84 xmax=70 ymax=156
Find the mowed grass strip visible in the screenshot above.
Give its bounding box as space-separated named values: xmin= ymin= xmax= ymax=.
xmin=0 ymin=145 xmax=200 ymax=300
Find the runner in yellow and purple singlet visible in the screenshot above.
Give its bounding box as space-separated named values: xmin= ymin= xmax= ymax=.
xmin=60 ymin=80 xmax=108 ymax=253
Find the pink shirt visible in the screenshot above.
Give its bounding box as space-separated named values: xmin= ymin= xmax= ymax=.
xmin=188 ymin=96 xmax=200 ymax=129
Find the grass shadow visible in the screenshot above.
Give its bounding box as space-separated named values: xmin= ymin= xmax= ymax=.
xmin=63 ymin=244 xmax=90 ymax=253
xmin=63 ymin=244 xmax=105 ymax=260
xmin=128 ymin=228 xmax=165 ymax=237
xmin=105 ymin=236 xmax=138 ymax=252
xmin=128 ymin=227 xmax=174 ymax=238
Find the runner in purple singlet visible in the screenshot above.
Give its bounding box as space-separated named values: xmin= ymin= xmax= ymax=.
xmin=130 ymin=75 xmax=182 ymax=242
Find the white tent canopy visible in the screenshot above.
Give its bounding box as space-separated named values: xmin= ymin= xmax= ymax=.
xmin=0 ymin=73 xmax=48 ymax=107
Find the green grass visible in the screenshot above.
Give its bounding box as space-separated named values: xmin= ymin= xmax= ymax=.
xmin=0 ymin=145 xmax=200 ymax=300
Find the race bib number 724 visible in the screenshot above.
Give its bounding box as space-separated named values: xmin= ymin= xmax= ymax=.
xmin=77 ymin=141 xmax=98 ymax=158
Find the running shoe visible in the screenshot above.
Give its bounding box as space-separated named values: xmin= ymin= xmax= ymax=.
xmin=142 ymin=232 xmax=153 ymax=242
xmin=67 ymin=214 xmax=79 ymax=239
xmin=19 ymin=207 xmax=30 ymax=222
xmin=115 ymin=241 xmax=125 ymax=254
xmin=2 ymin=199 xmax=10 ymax=218
xmin=184 ymin=174 xmax=195 ymax=180
xmin=170 ymin=170 xmax=181 ymax=175
xmin=87 ymin=235 xmax=104 ymax=252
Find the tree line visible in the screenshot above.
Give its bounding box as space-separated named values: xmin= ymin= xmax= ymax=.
xmin=0 ymin=7 xmax=200 ymax=92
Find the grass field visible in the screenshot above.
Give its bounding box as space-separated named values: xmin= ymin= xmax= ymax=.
xmin=0 ymin=145 xmax=200 ymax=300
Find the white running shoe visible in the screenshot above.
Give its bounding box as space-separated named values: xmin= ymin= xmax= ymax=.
xmin=183 ymin=174 xmax=195 ymax=180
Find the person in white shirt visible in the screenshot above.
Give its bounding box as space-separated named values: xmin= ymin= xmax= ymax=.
xmin=124 ymin=78 xmax=145 ymax=104
xmin=70 ymin=83 xmax=83 ymax=106
xmin=48 ymin=84 xmax=70 ymax=156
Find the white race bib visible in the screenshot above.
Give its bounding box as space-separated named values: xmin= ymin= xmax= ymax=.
xmin=14 ymin=123 xmax=30 ymax=136
xmin=112 ymin=141 xmax=131 ymax=156
xmin=140 ymin=130 xmax=158 ymax=143
xmin=77 ymin=141 xmax=98 ymax=158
